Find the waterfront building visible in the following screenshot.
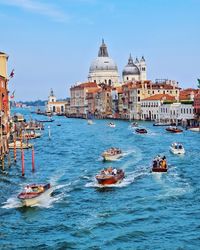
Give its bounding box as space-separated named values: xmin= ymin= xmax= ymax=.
xmin=141 ymin=94 xmax=175 ymax=121
xmin=194 ymin=91 xmax=200 ymax=118
xmin=0 ymin=51 xmax=10 ymax=155
xmin=70 ymin=82 xmax=98 ymax=117
xmin=46 ymin=89 xmax=67 ymax=115
xmin=121 ymin=80 xmax=180 ymax=120
xmin=122 ymin=54 xmax=147 ymax=82
xmin=88 ymin=40 xmax=120 ymax=85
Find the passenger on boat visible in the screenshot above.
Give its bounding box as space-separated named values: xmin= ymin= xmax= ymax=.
xmin=25 ymin=185 xmax=32 ymax=193
xmin=112 ymin=168 xmax=117 ymax=175
xmin=161 ymin=156 xmax=167 ymax=169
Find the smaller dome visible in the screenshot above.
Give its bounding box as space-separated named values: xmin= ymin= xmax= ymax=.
xmin=123 ymin=54 xmax=140 ymax=76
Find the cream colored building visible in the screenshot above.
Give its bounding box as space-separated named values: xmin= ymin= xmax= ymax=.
xmin=0 ymin=52 xmax=8 ymax=79
xmin=46 ymin=89 xmax=67 ymax=114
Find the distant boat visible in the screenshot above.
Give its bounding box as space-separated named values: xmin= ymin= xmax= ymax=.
xmin=187 ymin=126 xmax=200 ymax=132
xmin=169 ymin=142 xmax=185 ymax=155
xmin=152 ymin=156 xmax=168 ymax=173
xmin=101 ymin=148 xmax=123 ymax=161
xmin=135 ymin=128 xmax=147 ymax=134
xmin=166 ymin=127 xmax=183 ymax=133
xmin=108 ymin=122 xmax=116 ymax=128
xmin=36 ymin=118 xmax=54 ymax=123
xmin=87 ymin=119 xmax=94 ymax=125
xmin=9 ymin=141 xmax=33 ymax=149
xmin=153 ymin=122 xmax=171 ymax=126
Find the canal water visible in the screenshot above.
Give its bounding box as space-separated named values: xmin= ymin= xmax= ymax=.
xmin=0 ymin=108 xmax=200 ymax=249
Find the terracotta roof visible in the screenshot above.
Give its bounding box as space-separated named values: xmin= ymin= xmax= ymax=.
xmin=86 ymin=87 xmax=100 ymax=94
xmin=142 ymin=94 xmax=176 ymax=101
xmin=70 ymin=82 xmax=97 ymax=90
xmin=179 ymin=89 xmax=198 ymax=100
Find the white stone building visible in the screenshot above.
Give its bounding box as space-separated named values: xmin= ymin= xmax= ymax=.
xmin=46 ymin=89 xmax=67 ymax=114
xmin=122 ymin=54 xmax=147 ymax=82
xmin=88 ymin=40 xmax=120 ymax=85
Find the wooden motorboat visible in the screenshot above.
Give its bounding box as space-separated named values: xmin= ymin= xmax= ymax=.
xmin=9 ymin=141 xmax=33 ymax=149
xmin=96 ymin=168 xmax=125 ymax=185
xmin=18 ymin=183 xmax=51 ymax=206
xmin=152 ymin=156 xmax=168 ymax=173
xmin=36 ymin=119 xmax=54 ymax=123
xmin=166 ymin=127 xmax=183 ymax=133
xmin=135 ymin=128 xmax=147 ymax=134
xmin=169 ymin=142 xmax=185 ymax=155
xmin=102 ymin=148 xmax=123 ymax=161
xmin=152 ymin=167 xmax=168 ymax=173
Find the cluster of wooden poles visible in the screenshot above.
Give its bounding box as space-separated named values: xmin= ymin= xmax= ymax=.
xmin=0 ymin=133 xmax=35 ymax=176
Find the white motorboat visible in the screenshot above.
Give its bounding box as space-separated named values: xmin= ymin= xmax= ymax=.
xmin=87 ymin=119 xmax=94 ymax=125
xmin=102 ymin=148 xmax=123 ymax=161
xmin=169 ymin=142 xmax=185 ymax=155
xmin=18 ymin=183 xmax=52 ymax=206
xmin=188 ymin=126 xmax=200 ymax=132
xmin=108 ymin=122 xmax=116 ymax=128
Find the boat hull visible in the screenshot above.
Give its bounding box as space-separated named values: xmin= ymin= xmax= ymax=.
xmin=152 ymin=167 xmax=168 ymax=173
xmin=170 ymin=147 xmax=185 ymax=155
xmin=166 ymin=128 xmax=183 ymax=133
xmin=96 ymin=172 xmax=124 ymax=185
xmin=188 ymin=127 xmax=200 ymax=132
xmin=19 ymin=189 xmax=52 ymax=206
xmin=102 ymin=153 xmax=123 ymax=161
xmin=135 ymin=129 xmax=147 ymax=134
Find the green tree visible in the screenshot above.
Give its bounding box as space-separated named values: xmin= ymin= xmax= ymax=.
xmin=198 ymin=78 xmax=200 ymax=88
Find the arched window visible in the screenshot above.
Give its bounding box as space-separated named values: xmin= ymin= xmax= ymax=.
xmin=108 ymin=79 xmax=112 ymax=85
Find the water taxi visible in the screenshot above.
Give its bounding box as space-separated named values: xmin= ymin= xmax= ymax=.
xmin=18 ymin=183 xmax=51 ymax=206
xmin=102 ymin=148 xmax=123 ymax=161
xmin=169 ymin=142 xmax=185 ymax=155
xmin=108 ymin=122 xmax=116 ymax=128
xmin=87 ymin=119 xmax=94 ymax=125
xmin=166 ymin=126 xmax=183 ymax=133
xmin=187 ymin=126 xmax=200 ymax=132
xmin=131 ymin=122 xmax=138 ymax=127
xmin=96 ymin=167 xmax=125 ymax=185
xmin=9 ymin=141 xmax=33 ymax=149
xmin=151 ymin=155 xmax=168 ymax=173
xmin=135 ymin=128 xmax=147 ymax=134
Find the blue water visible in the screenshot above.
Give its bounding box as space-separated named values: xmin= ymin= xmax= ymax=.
xmin=0 ymin=108 xmax=200 ymax=250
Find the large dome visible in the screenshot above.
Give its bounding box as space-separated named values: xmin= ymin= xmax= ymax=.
xmin=89 ymin=57 xmax=118 ymax=72
xmin=88 ymin=40 xmax=120 ymax=85
xmin=123 ymin=54 xmax=140 ymax=76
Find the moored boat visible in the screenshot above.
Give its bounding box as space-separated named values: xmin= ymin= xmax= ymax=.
xmin=187 ymin=126 xmax=200 ymax=132
xmin=9 ymin=141 xmax=33 ymax=149
xmin=135 ymin=128 xmax=147 ymax=134
xmin=151 ymin=155 xmax=168 ymax=173
xmin=22 ymin=131 xmax=41 ymax=139
xmin=169 ymin=142 xmax=185 ymax=155
xmin=166 ymin=126 xmax=183 ymax=133
xmin=17 ymin=183 xmax=51 ymax=206
xmin=153 ymin=122 xmax=171 ymax=126
xmin=96 ymin=167 xmax=125 ymax=185
xmin=102 ymin=148 xmax=123 ymax=161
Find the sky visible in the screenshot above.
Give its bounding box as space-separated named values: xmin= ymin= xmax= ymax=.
xmin=0 ymin=0 xmax=199 ymax=101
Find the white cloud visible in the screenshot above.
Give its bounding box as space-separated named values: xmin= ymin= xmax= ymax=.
xmin=0 ymin=0 xmax=69 ymax=22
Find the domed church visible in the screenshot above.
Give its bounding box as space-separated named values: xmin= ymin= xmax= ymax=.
xmin=88 ymin=40 xmax=147 ymax=85
xmin=88 ymin=39 xmax=120 ymax=85
xmin=122 ymin=54 xmax=147 ymax=82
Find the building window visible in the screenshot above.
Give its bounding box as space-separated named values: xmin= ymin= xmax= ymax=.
xmin=127 ymin=77 xmax=129 ymax=80
xmin=53 ymin=106 xmax=56 ymax=112
xmin=138 ymin=90 xmax=140 ymax=94
xmin=109 ymin=79 xmax=112 ymax=85
xmin=138 ymin=97 xmax=140 ymax=102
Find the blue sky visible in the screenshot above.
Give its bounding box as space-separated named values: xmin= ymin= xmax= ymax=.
xmin=0 ymin=0 xmax=199 ymax=101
